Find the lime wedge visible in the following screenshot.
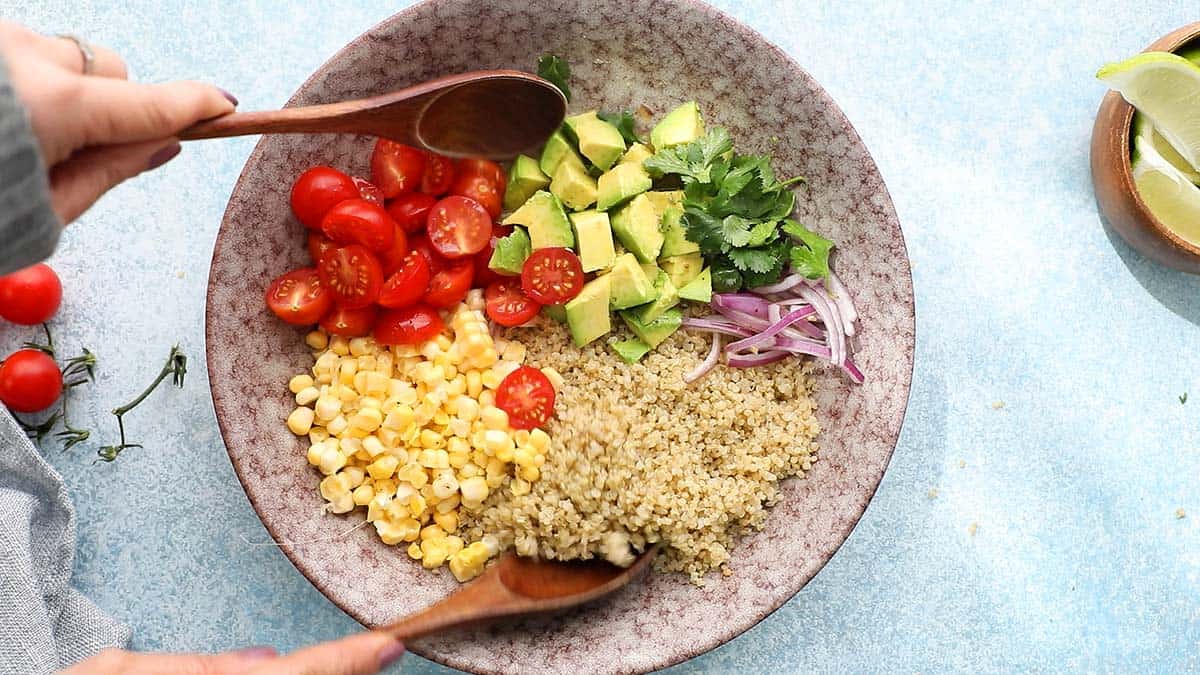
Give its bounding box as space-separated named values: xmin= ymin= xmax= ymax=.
xmin=1133 ymin=113 xmax=1200 ymax=184
xmin=1132 ymin=134 xmax=1200 ymax=246
xmin=1098 ymin=52 xmax=1200 ymax=169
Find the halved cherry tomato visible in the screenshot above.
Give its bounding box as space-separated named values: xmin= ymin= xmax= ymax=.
xmin=352 ymin=176 xmax=385 ymax=205
xmin=0 ymin=263 xmax=62 ymax=325
xmin=370 ymin=140 xmax=427 ymax=198
xmin=265 ymin=267 xmax=333 ymax=326
xmin=520 ymin=247 xmax=585 ymax=305
xmin=420 ymin=153 xmax=455 ymax=196
xmin=474 ymin=224 xmax=514 ymax=287
xmin=377 ymin=224 xmax=411 ymax=277
xmin=426 ymin=196 xmax=491 ymax=258
xmin=320 ymin=199 xmax=396 ymax=252
xmin=424 ymin=259 xmax=474 ymax=308
xmin=320 ymin=304 xmax=377 ymax=338
xmin=456 ymin=158 xmax=505 ymax=188
xmin=378 ymin=252 xmax=431 ymax=309
xmin=318 ymin=245 xmax=383 ymax=309
xmin=495 ymin=365 xmax=556 ymax=430
xmin=385 ymin=192 xmax=437 ymax=234
xmin=0 ymin=349 xmax=63 ymax=413
xmin=374 ymin=304 xmax=444 ymax=345
xmin=485 ymin=280 xmax=541 ymax=327
xmin=291 ymin=166 xmax=358 ymax=229
xmin=449 ymin=172 xmax=502 ymax=219
xmin=307 ymin=233 xmax=337 ymax=264
xmin=410 ymin=234 xmax=448 ymax=275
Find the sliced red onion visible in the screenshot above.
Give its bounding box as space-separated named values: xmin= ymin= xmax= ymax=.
xmin=712 ymin=293 xmax=773 ymax=319
xmin=772 ymin=336 xmax=833 ymax=359
xmin=797 ymin=283 xmax=844 ymax=368
xmin=684 ymin=333 xmax=722 ymax=383
xmin=842 ymin=358 xmax=865 ymax=384
xmin=827 ymin=271 xmax=859 ymax=330
xmin=768 ymin=303 xmax=782 ymax=324
xmin=727 ymin=350 xmax=791 ymax=368
xmin=727 ymin=307 xmax=823 ymax=354
xmin=681 ymin=316 xmax=755 ymax=338
xmin=750 ymin=273 xmax=805 ymax=294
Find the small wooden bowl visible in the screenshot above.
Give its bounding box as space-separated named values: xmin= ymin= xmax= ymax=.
xmin=1092 ymin=22 xmax=1200 ymax=272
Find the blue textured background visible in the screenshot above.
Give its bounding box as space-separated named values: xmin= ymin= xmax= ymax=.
xmin=3 ymin=1 xmax=1198 ymax=672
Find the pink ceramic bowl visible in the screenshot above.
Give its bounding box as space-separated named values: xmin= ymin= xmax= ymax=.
xmin=206 ymin=1 xmax=915 ymax=672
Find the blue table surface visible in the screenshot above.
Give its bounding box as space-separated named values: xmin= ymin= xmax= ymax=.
xmin=5 ymin=1 xmax=1199 ymax=672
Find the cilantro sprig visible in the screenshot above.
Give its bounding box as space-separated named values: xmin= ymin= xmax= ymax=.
xmin=647 ymin=128 xmax=828 ymax=289
xmin=537 ymin=55 xmax=571 ymax=102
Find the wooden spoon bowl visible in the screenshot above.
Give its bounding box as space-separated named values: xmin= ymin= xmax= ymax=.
xmin=1091 ymin=22 xmax=1200 ymax=272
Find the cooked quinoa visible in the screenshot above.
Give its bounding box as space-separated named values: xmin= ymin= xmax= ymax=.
xmin=460 ymin=317 xmax=820 ymax=583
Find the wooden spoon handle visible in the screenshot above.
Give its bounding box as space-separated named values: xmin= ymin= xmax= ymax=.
xmin=380 ymin=574 xmax=529 ymax=642
xmin=179 ymin=101 xmax=385 ymax=140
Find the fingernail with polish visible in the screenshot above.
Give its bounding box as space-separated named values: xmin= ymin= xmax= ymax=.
xmin=146 ymin=143 xmax=182 ymax=171
xmin=219 ymin=88 xmax=239 ymax=106
xmin=233 ymin=646 xmax=277 ymax=662
xmin=378 ymin=641 xmax=406 ymax=669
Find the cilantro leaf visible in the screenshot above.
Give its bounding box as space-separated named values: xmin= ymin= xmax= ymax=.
xmin=537 ymin=55 xmax=571 ymax=102
xmin=719 ymin=215 xmax=755 ymax=249
xmin=783 ymin=220 xmax=833 ymax=280
xmin=598 ymin=111 xmax=640 ymax=144
xmin=643 ymin=127 xmax=732 ymax=183
xmin=681 ymin=206 xmax=726 ymax=253
xmin=745 ymin=220 xmax=780 ymax=247
xmin=728 ymin=241 xmax=787 ymax=274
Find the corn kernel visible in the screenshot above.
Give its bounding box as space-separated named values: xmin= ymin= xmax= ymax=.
xmin=480 ymin=369 xmax=503 ymax=390
xmin=484 ymin=429 xmax=513 ymax=454
xmin=433 ymin=510 xmax=459 ymax=532
xmin=466 ymin=370 xmax=483 ymax=397
xmin=421 ymin=537 xmax=450 ymax=569
xmin=338 ymin=437 xmax=363 ymax=455
xmin=420 ymin=524 xmax=447 ymax=541
xmin=534 ymin=454 xmax=545 ymax=467
xmin=308 ymin=428 xmax=329 ymax=444
xmin=350 ymin=407 xmax=383 ymax=432
xmin=540 ymin=367 xmax=564 ymax=390
xmin=465 ymin=288 xmax=485 ymax=311
xmin=330 ymin=336 xmax=350 ymax=356
xmin=418 ymin=449 xmax=450 ymax=470
xmin=407 ymin=542 xmax=423 ymax=559
xmin=364 ymin=372 xmax=389 ymax=397
xmin=306 ymin=443 xmax=324 ymax=467
xmin=352 ymin=483 xmax=375 ymax=506
xmin=287 ymin=407 xmax=315 ymax=435
xmin=326 ymin=493 xmax=355 ymax=514
xmin=459 ymin=476 xmax=489 ymax=503
xmin=318 ymin=448 xmax=347 ymax=476
xmin=375 ymin=479 xmax=398 ymax=498
xmin=397 ymin=463 xmax=429 ymax=488
xmin=383 ymin=405 xmax=414 ymax=431
xmin=514 ymin=429 xmax=531 ymax=446
xmin=435 ymin=493 xmax=460 ymax=513
xmin=314 ymin=351 xmax=339 ymax=373
xmin=367 ymin=455 xmax=399 ymax=480
xmin=500 ymin=342 xmax=526 ymax=363
xmin=306 ymin=330 xmax=329 ymax=351
xmin=339 ymin=360 xmax=358 ymax=386
xmin=377 ymin=428 xmax=400 ymax=449
xmin=480 ymin=406 xmax=508 ymax=430
xmin=446 ymin=417 xmax=471 ymax=438
xmin=289 ymin=374 xmax=314 ymax=394
xmin=349 ymin=337 xmax=374 ymax=356
xmin=479 ymin=390 xmax=496 ymax=407
xmin=295 ymin=386 xmax=320 ymax=407
xmin=367 ymin=494 xmax=390 ymax=522
xmin=513 ymin=447 xmax=535 ymax=468
xmin=314 ymin=396 xmax=340 ymax=422
xmin=326 ymin=415 xmax=348 ymax=437
xmin=518 ymin=465 xmax=540 ymax=482
xmin=362 ymin=435 xmax=385 ymax=457
xmin=459 ymin=463 xmax=481 ymax=479
xmin=529 ymin=428 xmax=550 ymax=453
xmin=343 ymin=466 xmax=365 ymax=487
xmin=419 ymin=429 xmax=445 ymax=449
xmin=510 ymin=477 xmax=531 ymax=496
xmin=431 ymin=471 xmax=459 ymax=499
xmin=492 ymin=360 xmax=520 ymax=381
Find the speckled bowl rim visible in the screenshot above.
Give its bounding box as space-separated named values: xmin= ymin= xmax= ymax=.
xmin=205 ymin=1 xmax=915 ymax=671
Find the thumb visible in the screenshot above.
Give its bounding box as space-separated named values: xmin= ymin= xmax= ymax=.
xmin=247 ymin=631 xmax=404 ymax=675
xmin=48 ymin=138 xmax=180 ymax=223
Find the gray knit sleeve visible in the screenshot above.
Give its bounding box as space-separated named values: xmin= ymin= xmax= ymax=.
xmin=0 ymin=54 xmax=61 ymax=276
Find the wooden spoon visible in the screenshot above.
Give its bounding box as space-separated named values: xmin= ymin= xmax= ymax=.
xmin=381 ymin=548 xmax=656 ymax=641
xmin=180 ymin=70 xmax=567 ymax=159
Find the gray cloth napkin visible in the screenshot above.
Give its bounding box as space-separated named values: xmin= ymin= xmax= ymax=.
xmin=0 ymin=408 xmax=130 ymax=674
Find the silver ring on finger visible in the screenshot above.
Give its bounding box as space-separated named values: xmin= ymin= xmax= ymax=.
xmin=56 ymin=34 xmax=95 ymax=75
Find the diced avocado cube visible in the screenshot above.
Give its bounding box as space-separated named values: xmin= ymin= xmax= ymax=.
xmin=620 ymin=306 xmax=683 ymax=348
xmin=502 ymin=191 xmax=574 ymax=250
xmin=488 ymin=226 xmax=532 ymax=276
xmin=632 ymin=270 xmax=679 ymax=323
xmin=609 ymin=194 xmax=664 ymax=264
xmin=610 ymin=338 xmax=652 ymax=364
xmin=639 ymin=262 xmax=660 ymax=280
xmin=659 ymin=206 xmax=699 ymax=257
xmin=607 ymin=253 xmax=656 ymax=310
xmin=565 ymin=275 xmax=612 ymax=347
xmin=551 ymin=160 xmax=598 ymax=211
xmin=619 ymin=143 xmax=654 ymax=167
xmin=542 ymin=303 xmax=567 ymax=323
xmin=565 ymin=111 xmax=626 ymax=171
xmin=650 ymin=101 xmax=705 ymax=150
xmin=642 ymin=189 xmax=683 ymax=213
xmin=677 ymin=267 xmax=711 ymax=303
xmin=658 ymin=252 xmax=704 ymax=289
xmin=539 ymin=129 xmax=585 ymax=178
xmin=568 ymin=210 xmax=616 ymax=272
xmin=503 ymin=155 xmax=550 ymax=212
xmin=596 ymin=162 xmax=652 ymax=211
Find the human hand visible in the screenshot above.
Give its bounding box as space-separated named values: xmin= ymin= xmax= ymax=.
xmin=0 ymin=21 xmax=236 ymax=223
xmin=61 ymin=630 xmax=404 ymax=675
